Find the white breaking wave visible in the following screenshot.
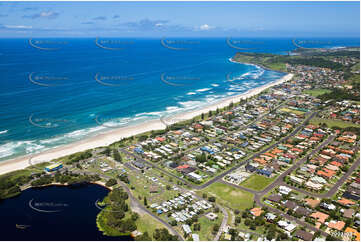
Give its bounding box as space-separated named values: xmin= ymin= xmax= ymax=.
xmin=0 ymin=130 xmax=8 ymax=135
xmin=196 ymin=88 xmax=212 ymax=92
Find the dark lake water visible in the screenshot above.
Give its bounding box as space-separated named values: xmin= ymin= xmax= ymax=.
xmin=0 ymin=184 xmax=133 ymax=241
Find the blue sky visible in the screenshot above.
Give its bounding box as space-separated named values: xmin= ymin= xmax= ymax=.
xmin=0 ymin=1 xmax=359 ymax=37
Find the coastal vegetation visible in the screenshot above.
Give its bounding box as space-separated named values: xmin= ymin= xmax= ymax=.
xmin=97 ymin=187 xmax=177 ymax=240
xmin=318 ymin=88 xmax=359 ymax=101
xmin=96 ymin=187 xmax=137 ymax=236
xmin=232 ymin=47 xmax=360 ymax=77
xmin=0 ymin=165 xmax=48 ymax=199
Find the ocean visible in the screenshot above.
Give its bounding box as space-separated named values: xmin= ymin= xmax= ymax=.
xmin=0 ymin=37 xmax=359 ymax=161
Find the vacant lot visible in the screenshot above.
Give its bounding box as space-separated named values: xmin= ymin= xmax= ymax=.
xmin=310 ymin=118 xmax=359 ymax=128
xmin=303 ymin=88 xmax=332 ymax=97
xmin=197 ymin=182 xmax=254 ymax=210
xmin=240 ymin=174 xmax=276 ymax=191
xmin=279 ymin=107 xmax=305 ymax=115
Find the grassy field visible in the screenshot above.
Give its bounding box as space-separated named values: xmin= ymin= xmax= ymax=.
xmin=197 ymin=212 xmax=223 ymax=240
xmin=310 ymin=118 xmax=359 ymax=128
xmin=240 ymin=174 xmax=276 ymax=191
xmin=197 ymin=182 xmax=254 ymax=210
xmin=303 ymin=88 xmax=332 ymax=97
xmin=135 ymin=211 xmax=168 ymax=236
xmin=279 ymin=107 xmax=305 ymax=115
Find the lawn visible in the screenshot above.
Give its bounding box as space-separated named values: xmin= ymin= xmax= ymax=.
xmin=303 ymin=88 xmax=332 ymax=97
xmin=279 ymin=107 xmax=305 ymax=115
xmin=240 ymin=174 xmax=276 ymax=191
xmin=197 ymin=213 xmax=223 ymax=241
xmin=310 ymin=118 xmax=359 ymax=128
xmin=197 ymin=182 xmax=254 ymax=210
xmin=135 ymin=211 xmax=168 ymax=236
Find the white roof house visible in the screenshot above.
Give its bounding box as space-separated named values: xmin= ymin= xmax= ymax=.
xmin=182 ymin=224 xmax=192 ymax=234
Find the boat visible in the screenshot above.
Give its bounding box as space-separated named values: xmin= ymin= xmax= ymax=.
xmin=16 ymin=224 xmax=30 ymax=229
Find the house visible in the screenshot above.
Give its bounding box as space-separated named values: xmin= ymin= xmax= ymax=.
xmin=267 ymin=194 xmax=282 ymax=203
xmin=250 ymin=207 xmax=263 ymax=217
xmin=155 ymin=137 xmax=166 ymax=142
xmin=205 ymin=212 xmax=218 ymax=221
xmin=295 ymin=206 xmax=311 ymax=217
xmin=279 ymin=186 xmax=292 ymax=195
xmin=343 ymin=191 xmax=360 ymax=201
xmin=277 ymin=220 xmax=296 ymax=232
xmin=284 ymin=200 xmax=297 ymax=210
xmin=149 ymin=185 xmax=158 ymax=193
xmin=290 ymin=175 xmax=304 ymax=184
xmin=188 ymin=172 xmax=202 ymax=181
xmin=320 ymin=202 xmax=336 ymax=210
xmin=327 ymin=221 xmax=345 ymax=231
xmin=305 ymin=181 xmax=323 ymax=190
xmin=343 ymin=209 xmax=354 ymax=219
xmin=294 ymin=230 xmax=313 ymax=241
xmin=192 ymin=234 xmax=200 ymax=241
xmin=133 ymin=161 xmax=145 ymax=169
xmin=265 ymin=213 xmax=277 ymax=222
xmin=45 ymin=163 xmax=63 ymax=172
xmin=134 ymin=147 xmax=144 ymax=154
xmin=310 ymin=212 xmax=329 ymax=223
xmin=182 ymin=224 xmax=192 ymax=234
xmin=338 ymin=198 xmax=356 ymax=207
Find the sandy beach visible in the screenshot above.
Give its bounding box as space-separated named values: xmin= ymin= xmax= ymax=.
xmin=0 ymin=72 xmax=293 ymax=175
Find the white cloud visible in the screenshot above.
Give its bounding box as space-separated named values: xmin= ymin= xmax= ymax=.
xmin=4 ymin=25 xmax=32 ymax=29
xmin=199 ymin=24 xmax=213 ymax=31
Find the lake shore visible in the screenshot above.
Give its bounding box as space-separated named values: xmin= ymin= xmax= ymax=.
xmin=0 ymin=72 xmax=293 ymax=175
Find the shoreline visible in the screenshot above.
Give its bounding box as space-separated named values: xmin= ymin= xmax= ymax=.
xmin=0 ymin=70 xmax=294 ymax=176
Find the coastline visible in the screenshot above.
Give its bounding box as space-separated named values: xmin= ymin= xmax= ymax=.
xmin=0 ymin=71 xmax=294 ymax=176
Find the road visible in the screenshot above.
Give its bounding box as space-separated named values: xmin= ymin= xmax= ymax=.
xmin=118 ymin=181 xmax=185 ymax=241
xmin=220 ymin=134 xmax=356 ymax=238
xmin=214 ymin=205 xmax=228 ymax=241
xmin=121 ymin=111 xmax=318 ymax=191
xmin=280 ymin=158 xmax=360 ymax=199
xmin=115 ymin=111 xmax=319 ymax=240
xmin=113 ymin=110 xmax=356 ymax=240
xmin=72 ymin=169 xmax=184 ymax=240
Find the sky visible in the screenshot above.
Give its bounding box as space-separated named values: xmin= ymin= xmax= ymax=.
xmin=0 ymin=1 xmax=359 ymax=37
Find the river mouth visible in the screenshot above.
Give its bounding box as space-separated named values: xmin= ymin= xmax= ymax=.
xmin=0 ymin=184 xmax=132 ymax=241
